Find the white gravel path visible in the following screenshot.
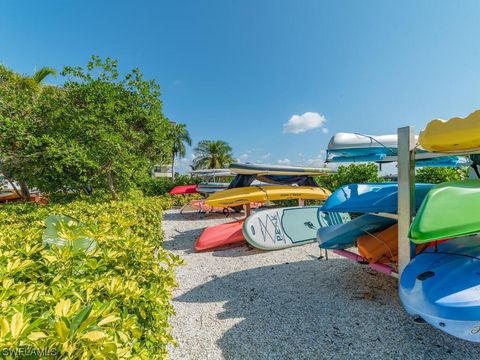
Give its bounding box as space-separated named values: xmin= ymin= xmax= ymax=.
xmin=164 ymin=209 xmax=480 ymax=360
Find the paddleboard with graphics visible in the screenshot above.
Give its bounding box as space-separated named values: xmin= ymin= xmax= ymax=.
xmin=243 ymin=206 xmax=350 ymax=250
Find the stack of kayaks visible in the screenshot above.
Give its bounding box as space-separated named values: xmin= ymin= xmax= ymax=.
xmin=316 ymin=183 xmax=434 ymax=268
xmin=195 ymin=163 xmax=335 ymax=252
xmin=205 ymin=185 xmax=331 ymax=208
xmin=196 ymin=185 xmax=331 ymax=251
xmin=400 ymin=180 xmax=480 ymax=342
xmin=399 ymin=109 xmax=480 ymax=342
xmin=326 ymin=132 xmax=470 ymax=167
xmin=229 ymin=163 xmax=333 ymax=176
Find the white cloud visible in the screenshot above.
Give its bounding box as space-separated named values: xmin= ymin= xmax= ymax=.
xmin=283 ymin=112 xmax=327 ymax=134
xmin=303 ymin=153 xmax=326 ymax=167
xmin=321 ymin=127 xmax=329 ymax=134
xmin=277 ymin=158 xmax=291 ymax=165
xmin=236 ymin=153 xmax=249 ymax=162
xmin=261 ymin=153 xmax=271 ymax=159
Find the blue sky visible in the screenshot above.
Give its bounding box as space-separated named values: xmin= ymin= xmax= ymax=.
xmin=2 ymin=0 xmax=480 ymax=173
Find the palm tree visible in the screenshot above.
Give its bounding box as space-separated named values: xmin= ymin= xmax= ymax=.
xmin=192 ymin=140 xmax=234 ymax=170
xmin=170 ymin=123 xmax=192 ymax=180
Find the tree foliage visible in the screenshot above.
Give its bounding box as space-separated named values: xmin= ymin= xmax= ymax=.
xmin=0 ymin=65 xmax=57 ymax=200
xmin=316 ymin=163 xmax=384 ymax=191
xmin=0 ymin=57 xmax=176 ymax=199
xmin=192 ymin=140 xmax=234 ymax=169
xmin=415 ymin=166 xmax=468 ymax=184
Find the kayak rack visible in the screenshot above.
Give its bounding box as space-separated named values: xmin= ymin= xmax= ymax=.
xmin=333 ymin=249 xmax=398 ymax=278
xmin=396 ymin=126 xmax=480 ymax=278
xmin=328 ymin=127 xmax=480 ymax=280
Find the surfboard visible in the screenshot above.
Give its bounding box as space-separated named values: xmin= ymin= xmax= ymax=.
xmin=409 ymin=180 xmax=480 ymax=243
xmin=399 ymin=235 xmax=480 ymax=342
xmin=229 ymin=163 xmax=333 ymax=176
xmin=419 ymin=109 xmax=480 ymax=153
xmin=321 ymin=183 xmax=434 ymax=214
xmin=189 ymin=168 xmax=233 ymax=177
xmin=243 ymin=206 xmax=350 ymax=250
xmin=205 ymin=186 xmax=331 ymax=208
xmin=194 ymin=219 xmax=245 ymax=251
xmin=317 ymin=214 xmax=397 ymax=250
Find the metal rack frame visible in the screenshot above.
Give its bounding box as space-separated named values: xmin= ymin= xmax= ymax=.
xmin=396 ymin=126 xmax=480 ymax=277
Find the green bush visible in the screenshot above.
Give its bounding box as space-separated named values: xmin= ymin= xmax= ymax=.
xmin=141 ymin=175 xmax=202 ymax=196
xmin=316 ymin=163 xmax=387 ymax=192
xmin=0 ymin=194 xmax=187 ymax=358
xmin=415 ymin=167 xmax=469 ymax=184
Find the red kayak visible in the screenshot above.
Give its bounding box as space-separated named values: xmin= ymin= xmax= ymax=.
xmin=195 ymin=219 xmax=246 ymax=251
xmin=169 ymin=185 xmax=198 ymax=195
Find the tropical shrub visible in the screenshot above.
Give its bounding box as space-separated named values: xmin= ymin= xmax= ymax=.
xmin=316 ymin=163 xmax=386 ymax=192
xmin=415 ymin=166 xmax=469 ymax=184
xmin=141 ymin=175 xmax=202 ymax=196
xmin=0 ymin=194 xmax=185 ymax=358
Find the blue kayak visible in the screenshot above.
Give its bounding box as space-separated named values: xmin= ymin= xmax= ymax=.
xmin=328 ymin=154 xmax=470 ymax=167
xmin=321 ymin=183 xmax=434 ymax=214
xmin=399 ymin=236 xmax=480 ymax=342
xmin=317 ymin=213 xmax=396 ymax=249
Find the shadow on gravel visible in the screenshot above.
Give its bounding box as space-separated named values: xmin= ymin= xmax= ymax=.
xmin=175 ymin=259 xmax=480 ymax=360
xmin=163 ymin=228 xmax=201 ymax=252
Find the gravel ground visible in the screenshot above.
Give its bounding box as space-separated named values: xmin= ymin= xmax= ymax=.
xmin=164 ymin=209 xmax=480 ymax=360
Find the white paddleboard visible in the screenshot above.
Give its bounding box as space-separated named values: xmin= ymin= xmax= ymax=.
xmin=243 ymin=206 xmax=350 ymax=250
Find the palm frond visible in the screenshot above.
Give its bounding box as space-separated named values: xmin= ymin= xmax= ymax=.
xmin=32 ymin=67 xmax=57 ymax=84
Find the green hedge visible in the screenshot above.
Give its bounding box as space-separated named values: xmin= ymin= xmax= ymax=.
xmin=141 ymin=176 xmax=202 ymax=196
xmin=0 ymin=194 xmax=194 ymax=358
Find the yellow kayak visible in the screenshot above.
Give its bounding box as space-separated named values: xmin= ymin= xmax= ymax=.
xmin=205 ymin=186 xmax=331 ymax=207
xmin=419 ymin=109 xmax=480 ymax=153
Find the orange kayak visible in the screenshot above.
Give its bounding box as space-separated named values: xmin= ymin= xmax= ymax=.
xmin=195 ymin=219 xmax=245 ymax=251
xmin=357 ymin=224 xmax=398 ymax=264
xmin=357 ymin=223 xmax=429 ymax=264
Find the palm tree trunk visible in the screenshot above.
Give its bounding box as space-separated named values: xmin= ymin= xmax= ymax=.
xmin=171 ymin=151 xmax=175 ymax=181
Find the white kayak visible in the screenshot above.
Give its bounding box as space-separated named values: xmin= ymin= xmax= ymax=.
xmin=229 ymin=163 xmax=333 ymax=176
xmin=327 ymin=133 xmax=410 ymax=156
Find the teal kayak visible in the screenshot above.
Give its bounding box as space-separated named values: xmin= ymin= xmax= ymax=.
xmin=409 ymin=180 xmax=480 ymax=243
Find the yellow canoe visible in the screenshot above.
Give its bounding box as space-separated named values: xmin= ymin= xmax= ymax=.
xmin=205 ymin=186 xmax=331 ymax=207
xmin=419 ymin=109 xmax=480 ymax=153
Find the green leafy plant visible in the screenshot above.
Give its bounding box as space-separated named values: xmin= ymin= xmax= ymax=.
xmin=415 ymin=166 xmax=468 ymax=184
xmin=316 ymin=163 xmax=386 ymax=191
xmin=0 ymin=194 xmax=185 ymax=358
xmin=42 ymin=215 xmax=97 ymax=253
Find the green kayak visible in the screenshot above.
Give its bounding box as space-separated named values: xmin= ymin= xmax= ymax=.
xmin=409 ymin=180 xmax=480 ymax=243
